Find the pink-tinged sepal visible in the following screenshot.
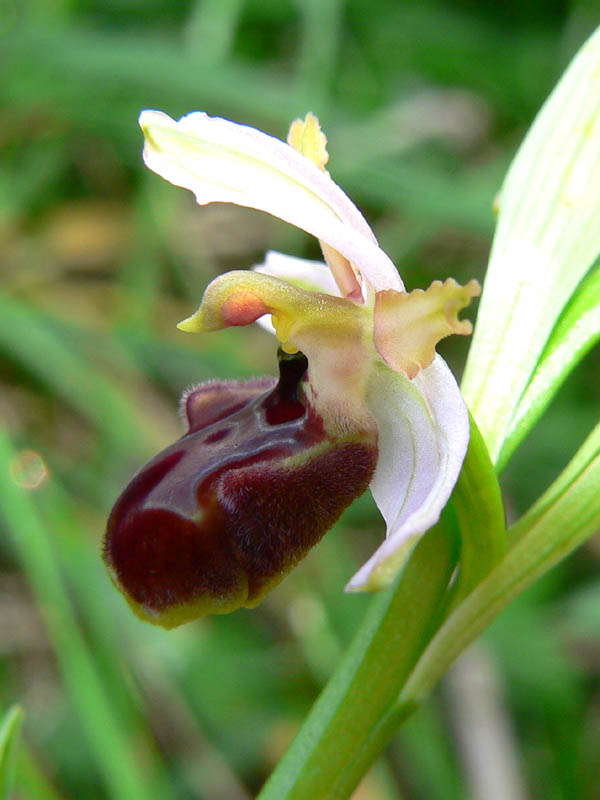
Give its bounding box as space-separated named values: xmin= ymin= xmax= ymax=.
xmin=104 ymin=352 xmax=377 ymax=628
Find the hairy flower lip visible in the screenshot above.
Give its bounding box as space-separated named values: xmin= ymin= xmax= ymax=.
xmin=105 ymin=353 xmax=378 ymax=626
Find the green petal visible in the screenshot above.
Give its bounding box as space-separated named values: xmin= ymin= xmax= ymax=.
xmin=463 ymin=26 xmax=600 ymax=465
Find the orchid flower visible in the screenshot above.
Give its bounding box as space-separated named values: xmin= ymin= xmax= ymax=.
xmin=103 ymin=111 xmax=480 ymax=628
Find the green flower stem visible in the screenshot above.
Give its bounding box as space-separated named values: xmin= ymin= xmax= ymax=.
xmin=258 ymin=519 xmax=459 ymax=800
xmin=264 ymin=419 xmax=600 ymax=800
xmin=443 ymin=413 xmax=506 ymax=609
xmin=260 ymin=415 xmax=505 ymax=799
xmin=397 ymin=420 xmax=600 ymax=712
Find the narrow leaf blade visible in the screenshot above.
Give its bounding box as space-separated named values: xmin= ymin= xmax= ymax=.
xmin=463 ymin=26 xmax=600 ymax=464
xmin=0 ymin=705 xmax=24 ymax=800
xmin=499 ymin=257 xmax=600 ymax=469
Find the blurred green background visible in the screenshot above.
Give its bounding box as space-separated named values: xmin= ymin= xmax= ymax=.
xmin=1 ymin=1 xmax=599 ymax=798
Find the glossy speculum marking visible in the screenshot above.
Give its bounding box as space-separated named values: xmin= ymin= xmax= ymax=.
xmin=104 ymin=351 xmax=377 ymax=627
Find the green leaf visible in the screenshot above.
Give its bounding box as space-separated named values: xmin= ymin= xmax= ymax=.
xmin=498 ymin=256 xmax=600 ymax=470
xmin=462 ymin=25 xmax=600 ymax=465
xmin=183 ymin=0 xmax=245 ymax=65
xmin=0 ymin=706 xmax=23 ymax=800
xmin=15 ymin=744 xmax=65 ymax=800
xmin=0 ymin=432 xmax=160 ymax=800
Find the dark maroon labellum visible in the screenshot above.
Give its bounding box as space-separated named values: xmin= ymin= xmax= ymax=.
xmin=104 ymin=352 xmax=377 ymax=627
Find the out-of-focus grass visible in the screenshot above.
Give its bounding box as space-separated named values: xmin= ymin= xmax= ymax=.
xmin=1 ymin=1 xmax=598 ymax=798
